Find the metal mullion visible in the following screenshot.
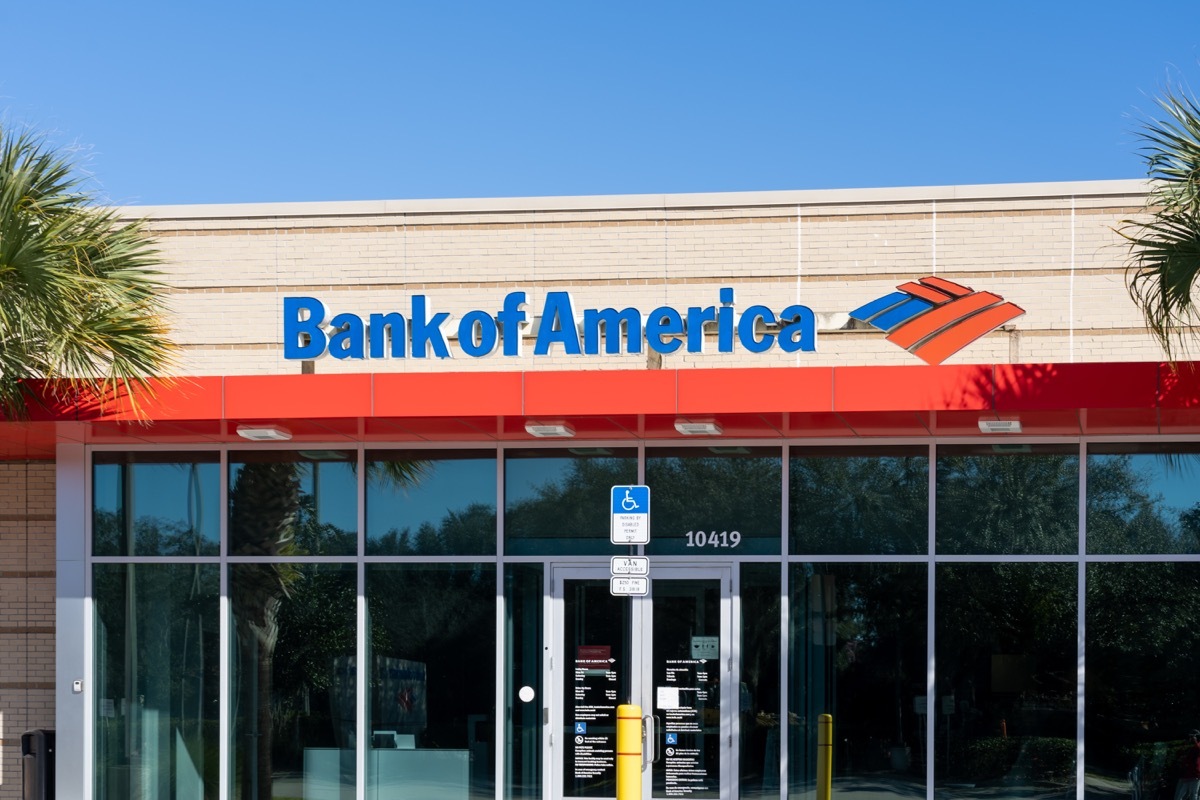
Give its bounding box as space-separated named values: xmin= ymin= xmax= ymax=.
xmin=926 ymin=441 xmax=936 ymax=800
xmin=778 ymin=557 xmax=789 ymax=800
xmin=356 ymin=446 xmax=366 ymax=800
xmin=494 ymin=557 xmax=506 ymax=800
xmin=219 ymin=448 xmax=230 ymax=800
xmin=1076 ymin=441 xmax=1086 ymax=800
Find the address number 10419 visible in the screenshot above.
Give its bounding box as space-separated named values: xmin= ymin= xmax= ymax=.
xmin=684 ymin=530 xmax=741 ymax=548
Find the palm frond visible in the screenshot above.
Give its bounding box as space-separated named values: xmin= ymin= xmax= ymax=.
xmin=1123 ymin=84 xmax=1200 ymax=359
xmin=0 ymin=124 xmax=176 ymax=419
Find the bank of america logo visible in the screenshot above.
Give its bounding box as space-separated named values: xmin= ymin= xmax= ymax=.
xmin=848 ymin=276 xmax=1024 ymax=365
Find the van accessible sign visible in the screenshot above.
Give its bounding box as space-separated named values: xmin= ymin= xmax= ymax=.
xmin=283 ymin=289 xmax=815 ymax=360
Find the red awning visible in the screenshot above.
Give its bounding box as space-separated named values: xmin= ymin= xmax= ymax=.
xmin=2 ymin=361 xmax=1198 ymax=459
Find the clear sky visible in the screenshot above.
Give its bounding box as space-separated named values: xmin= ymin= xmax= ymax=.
xmin=2 ymin=1 xmax=1198 ymax=206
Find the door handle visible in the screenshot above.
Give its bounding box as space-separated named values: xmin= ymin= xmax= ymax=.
xmin=642 ymin=714 xmax=661 ymax=770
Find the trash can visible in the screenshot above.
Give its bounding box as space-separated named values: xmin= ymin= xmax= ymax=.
xmin=21 ymin=729 xmax=55 ymax=800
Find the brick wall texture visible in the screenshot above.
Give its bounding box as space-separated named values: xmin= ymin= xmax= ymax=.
xmin=0 ymin=462 xmax=55 ymax=800
xmin=129 ymin=181 xmax=1171 ymax=375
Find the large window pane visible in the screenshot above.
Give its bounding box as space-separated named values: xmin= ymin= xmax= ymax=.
xmin=790 ymin=446 xmax=928 ymax=555
xmin=935 ymin=563 xmax=1076 ymax=798
xmin=93 ymin=452 xmax=219 ymax=556
xmin=229 ymin=451 xmax=357 ymax=557
xmin=505 ymin=564 xmax=543 ymax=800
xmin=1086 ymin=563 xmax=1200 ymax=800
xmin=741 ymin=564 xmax=781 ymax=800
xmin=1087 ymin=443 xmax=1200 ymax=554
xmin=647 ymin=447 xmax=781 ymax=555
xmin=366 ymin=449 xmax=496 ymax=555
xmin=231 ymin=564 xmax=357 ymax=800
xmin=789 ymin=564 xmax=927 ymax=800
xmin=367 ymin=563 xmax=497 ymax=800
xmin=505 ymin=448 xmax=637 ymax=555
xmin=936 ymin=445 xmax=1079 ymax=555
xmin=94 ymin=563 xmax=219 ymax=800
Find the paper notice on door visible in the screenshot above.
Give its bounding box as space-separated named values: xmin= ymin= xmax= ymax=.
xmin=657 ymin=686 xmax=681 ymax=709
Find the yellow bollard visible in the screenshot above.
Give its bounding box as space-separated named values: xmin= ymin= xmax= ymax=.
xmin=817 ymin=714 xmax=833 ymax=800
xmin=616 ymin=704 xmax=643 ymax=800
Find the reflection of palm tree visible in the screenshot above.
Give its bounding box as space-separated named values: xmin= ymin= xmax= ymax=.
xmin=228 ymin=455 xmax=429 ymax=798
xmin=230 ymin=462 xmax=301 ymax=800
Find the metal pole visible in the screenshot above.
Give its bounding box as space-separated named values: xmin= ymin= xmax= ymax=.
xmin=817 ymin=714 xmax=833 ymax=800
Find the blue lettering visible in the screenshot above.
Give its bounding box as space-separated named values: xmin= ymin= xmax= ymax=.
xmin=583 ymin=307 xmax=642 ymax=355
xmin=686 ymin=305 xmax=716 ymax=353
xmin=369 ymin=312 xmax=407 ymax=358
xmin=778 ymin=304 xmax=816 ymax=352
xmin=645 ymin=307 xmax=684 ymax=354
xmin=459 ymin=310 xmax=499 ymax=357
xmin=328 ymin=313 xmax=365 ymax=359
xmin=283 ymin=297 xmax=327 ymax=359
xmin=737 ymin=305 xmax=776 ymax=353
xmin=717 ymin=288 xmax=735 ymax=353
xmin=534 ymin=292 xmax=582 ymax=355
xmin=497 ymin=291 xmax=528 ymax=356
xmin=409 ymin=295 xmax=451 ymax=358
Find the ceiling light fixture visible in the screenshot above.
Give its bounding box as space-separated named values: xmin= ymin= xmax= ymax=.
xmin=674 ymin=420 xmax=723 ymax=436
xmin=524 ymin=422 xmax=575 ymax=438
xmin=236 ymin=424 xmax=293 ymax=442
xmin=978 ymin=419 xmax=1022 ymax=434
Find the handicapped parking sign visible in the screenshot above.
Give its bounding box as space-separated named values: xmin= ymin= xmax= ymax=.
xmin=611 ymin=485 xmax=650 ymax=544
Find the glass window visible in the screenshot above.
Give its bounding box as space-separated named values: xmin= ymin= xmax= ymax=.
xmin=229 ymin=451 xmax=357 ymax=557
xmin=366 ymin=563 xmax=497 ymax=799
xmin=94 ymin=563 xmax=220 ymax=800
xmin=789 ymin=563 xmax=927 ymax=800
xmin=505 ymin=448 xmax=637 ymax=555
xmin=1087 ymin=443 xmax=1200 ymax=554
xmin=790 ymin=446 xmax=928 ymax=555
xmin=646 ymin=446 xmax=782 ymax=555
xmin=741 ymin=564 xmax=781 ymax=800
xmin=230 ymin=563 xmax=356 ymax=800
xmin=936 ymin=445 xmax=1079 ymax=555
xmin=1086 ymin=563 xmax=1200 ymax=800
xmin=505 ymin=564 xmax=544 ymax=800
xmin=935 ymin=563 xmax=1076 ymax=798
xmin=366 ymin=449 xmax=496 ymax=555
xmin=93 ymin=452 xmax=220 ymax=556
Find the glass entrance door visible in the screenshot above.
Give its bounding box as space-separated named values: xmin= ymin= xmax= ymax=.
xmin=548 ymin=565 xmax=733 ymax=800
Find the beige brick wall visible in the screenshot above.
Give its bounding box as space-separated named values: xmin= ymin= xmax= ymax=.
xmin=0 ymin=462 xmax=55 ymax=800
xmin=123 ymin=181 xmax=1171 ymax=376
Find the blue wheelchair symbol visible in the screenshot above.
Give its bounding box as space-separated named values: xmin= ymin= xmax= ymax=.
xmin=665 ymin=733 xmax=678 ymax=744
xmin=575 ymin=722 xmax=587 ymax=734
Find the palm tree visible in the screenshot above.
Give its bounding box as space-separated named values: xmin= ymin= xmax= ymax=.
xmin=0 ymin=125 xmax=175 ymax=419
xmin=1123 ymin=86 xmax=1200 ymax=357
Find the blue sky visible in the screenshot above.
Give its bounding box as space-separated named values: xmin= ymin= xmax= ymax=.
xmin=2 ymin=1 xmax=1198 ymax=206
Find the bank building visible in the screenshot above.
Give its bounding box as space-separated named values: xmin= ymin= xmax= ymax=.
xmin=3 ymin=179 xmax=1200 ymax=800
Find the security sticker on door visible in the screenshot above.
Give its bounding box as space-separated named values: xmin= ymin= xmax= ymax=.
xmin=690 ymin=636 xmax=719 ymax=660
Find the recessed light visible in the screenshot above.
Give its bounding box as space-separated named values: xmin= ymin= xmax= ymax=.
xmin=236 ymin=424 xmax=293 ymax=441
xmin=675 ymin=420 xmax=723 ymax=436
xmin=978 ymin=419 xmax=1022 ymax=434
xmin=525 ymin=422 xmax=575 ymax=438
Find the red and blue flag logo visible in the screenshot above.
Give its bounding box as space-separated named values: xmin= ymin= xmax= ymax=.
xmin=848 ymin=276 xmax=1024 ymax=365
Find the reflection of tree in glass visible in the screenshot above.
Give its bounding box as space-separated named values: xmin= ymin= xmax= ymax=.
xmin=790 ymin=455 xmax=927 ymax=554
xmin=648 ymin=454 xmax=781 ymax=538
xmin=1089 ymin=455 xmax=1200 ymax=554
xmin=372 ymin=501 xmax=496 ymax=554
xmin=506 ymin=457 xmax=635 ymax=541
xmin=229 ymin=457 xmax=426 ymax=798
xmin=938 ymin=453 xmax=1079 ymax=555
